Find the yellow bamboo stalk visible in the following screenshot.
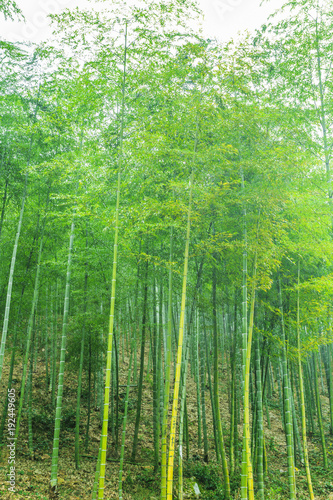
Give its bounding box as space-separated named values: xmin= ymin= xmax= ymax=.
xmin=297 ymin=262 xmax=314 ymax=499
xmin=97 ymin=169 xmax=121 ymax=499
xmin=166 ymin=171 xmax=193 ymax=500
xmin=97 ymin=21 xmax=127 ymax=500
xmin=161 ymin=225 xmax=173 ymax=500
xmin=243 ymin=251 xmax=257 ymax=500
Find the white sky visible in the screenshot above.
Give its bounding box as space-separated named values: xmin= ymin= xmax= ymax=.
xmin=0 ymin=0 xmax=284 ymax=45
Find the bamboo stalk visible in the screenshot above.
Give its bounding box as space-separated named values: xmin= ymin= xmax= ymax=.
xmin=119 ymin=352 xmax=133 ymax=500
xmin=278 ymin=278 xmax=296 ymax=500
xmin=167 ymin=171 xmax=194 ymax=500
xmin=161 ymin=226 xmax=174 ymax=499
xmin=50 ymin=218 xmax=75 ymax=491
xmin=296 ymin=262 xmax=314 ymax=499
xmin=97 ymin=20 xmax=127 ymax=499
xmin=0 ymin=86 xmax=40 ymax=384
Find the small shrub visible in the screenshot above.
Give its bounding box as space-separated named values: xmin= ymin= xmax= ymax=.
xmin=136 ymin=467 xmax=158 ymax=488
xmin=61 ymin=408 xmax=76 ymax=428
xmin=31 ymin=410 xmax=53 ymax=432
xmin=183 ymin=461 xmax=226 ymax=498
xmin=123 ymin=468 xmax=159 ymax=493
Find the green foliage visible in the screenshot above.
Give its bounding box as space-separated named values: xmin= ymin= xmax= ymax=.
xmin=31 ymin=405 xmax=76 ymax=433
xmin=135 ymin=467 xmax=160 ymax=490
xmin=0 ymin=0 xmax=22 ymax=20
xmin=61 ymin=408 xmax=76 ymax=429
xmin=118 ymin=395 xmax=136 ymax=414
xmin=1 ymin=0 xmax=333 ymax=498
xmin=265 ymin=487 xmax=284 ymax=500
xmin=123 ymin=467 xmax=160 ymax=495
xmin=184 ymin=461 xmax=225 ymax=498
xmin=66 ymin=315 xmax=106 ymax=372
xmin=31 ymin=409 xmax=53 ymax=433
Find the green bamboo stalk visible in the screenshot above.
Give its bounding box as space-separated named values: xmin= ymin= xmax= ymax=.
xmin=45 ymin=286 xmax=49 ymax=392
xmin=318 ymin=349 xmax=325 ymax=393
xmin=278 ymin=278 xmax=296 ymax=500
xmin=264 ymin=395 xmax=271 ymax=430
xmin=323 ymin=342 xmax=333 ymax=436
xmin=113 ymin=329 xmax=120 ymax=451
xmin=255 ymin=335 xmax=264 ymax=500
xmin=199 ymin=314 xmax=209 ymax=463
xmin=33 ymin=313 xmax=39 ymax=373
xmin=0 ymin=139 xmax=9 ymax=244
xmin=110 ymin=348 xmax=115 ymax=442
xmin=0 ymin=299 xmax=23 ymax=452
xmin=92 ymin=444 xmax=102 ymax=500
xmin=251 ymin=370 xmax=257 ymax=465
xmin=327 ymin=345 xmax=333 ymax=436
xmin=119 ymin=352 xmax=133 ymax=500
xmin=131 ymin=254 xmax=149 ymax=462
xmin=0 ymin=175 xmax=27 ymax=382
xmin=229 ymin=301 xmax=236 ymax=475
xmin=50 ymin=218 xmax=75 ymax=491
xmin=203 ymin=315 xmax=219 ymax=462
xmin=146 ymin=329 xmax=152 ymax=382
xmin=289 ymin=372 xmax=304 ymax=465
xmin=0 ymin=86 xmax=41 ymax=383
xmin=85 ymin=338 xmax=92 ymax=450
xmin=152 ymin=274 xmax=160 ymax=472
xmin=304 ymin=362 xmax=315 ymax=435
xmin=28 ymin=338 xmax=34 ymax=458
xmin=322 ymin=341 xmax=333 ymax=435
xmin=75 ymin=231 xmax=88 ymax=469
xmin=194 ymin=311 xmax=202 ymax=448
xmin=294 ymin=362 xmax=303 ymax=433
xmin=277 ymin=361 xmax=286 ymax=434
xmin=312 ymin=351 xmax=328 ymax=469
xmin=51 ymin=282 xmax=58 ymax=407
xmin=158 ymin=281 xmax=165 ymax=433
xmin=15 ymin=217 xmax=46 ymax=441
xmin=184 ymin=399 xmax=189 ymax=460
xmin=212 ymin=251 xmax=230 ymax=499
xmin=233 ymin=299 xmax=240 ymax=469
xmin=74 ymin=337 xmax=85 ymax=466
xmin=268 ymin=361 xmax=274 ymax=399
xmin=97 ymin=328 xmax=104 ymax=424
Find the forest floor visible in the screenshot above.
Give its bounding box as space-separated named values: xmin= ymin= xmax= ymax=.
xmin=0 ymin=349 xmax=333 ymax=500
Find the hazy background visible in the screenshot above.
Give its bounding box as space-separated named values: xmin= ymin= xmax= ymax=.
xmin=0 ymin=0 xmax=284 ymax=45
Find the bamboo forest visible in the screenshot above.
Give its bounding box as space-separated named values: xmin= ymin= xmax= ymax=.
xmin=1 ymin=0 xmax=333 ymax=498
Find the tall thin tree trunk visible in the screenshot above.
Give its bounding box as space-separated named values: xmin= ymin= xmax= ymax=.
xmin=167 ymin=172 xmax=194 ymax=500
xmin=161 ymin=227 xmax=173 ymax=499
xmin=278 ymin=278 xmax=296 ymax=500
xmin=50 ymin=217 xmax=75 ymax=491
xmin=0 ymin=87 xmax=40 ymax=383
xmin=212 ymin=253 xmax=230 ymax=499
xmin=75 ymin=227 xmax=88 ymax=469
xmin=131 ymin=254 xmax=149 ymax=461
xmin=97 ymin=21 xmax=127 ymax=500
xmin=255 ymin=335 xmax=264 ymax=500
xmin=0 ymin=176 xmax=8 ymax=244
xmin=15 ymin=212 xmax=47 ymax=440
xmin=313 ymin=352 xmax=328 ymax=469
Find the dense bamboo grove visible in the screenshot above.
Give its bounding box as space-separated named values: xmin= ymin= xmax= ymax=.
xmin=1 ymin=0 xmax=333 ymax=499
